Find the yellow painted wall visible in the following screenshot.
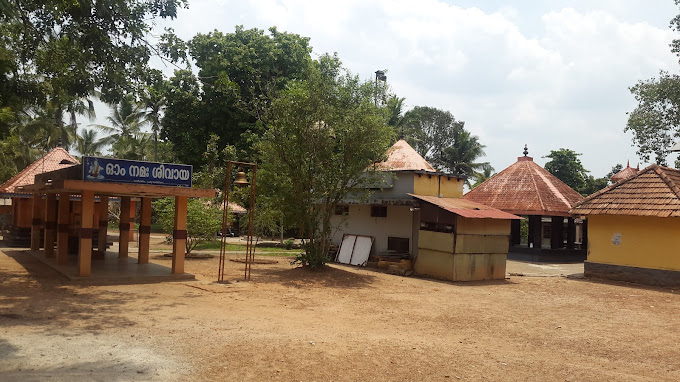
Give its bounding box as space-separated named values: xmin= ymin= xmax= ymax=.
xmin=457 ymin=217 xmax=510 ymax=235
xmin=455 ymin=235 xmax=509 ymax=254
xmin=412 ymin=174 xmax=464 ymax=198
xmin=418 ymin=230 xmax=454 ymax=252
xmin=588 ymin=215 xmax=680 ymax=271
xmin=439 ymin=177 xmax=464 ymax=198
xmin=414 ymin=249 xmax=506 ymax=281
xmin=413 ymin=174 xmax=439 ymax=196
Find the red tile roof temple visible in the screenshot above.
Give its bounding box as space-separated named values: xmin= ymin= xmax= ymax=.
xmin=0 ymin=147 xmax=79 ymax=195
xmin=463 ymin=155 xmax=583 ymax=217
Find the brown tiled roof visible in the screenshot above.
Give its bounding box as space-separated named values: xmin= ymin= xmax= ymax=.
xmin=0 ymin=147 xmax=79 ymax=195
xmin=373 ymin=139 xmax=436 ymax=172
xmin=463 ymin=156 xmax=583 ymax=216
xmin=570 ymin=164 xmax=680 ymax=217
xmin=610 ymin=162 xmax=639 ymax=183
xmin=409 ymin=194 xmax=521 ymax=220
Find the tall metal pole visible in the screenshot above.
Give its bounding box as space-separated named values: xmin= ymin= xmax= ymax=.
xmin=218 ymin=161 xmax=233 ymax=282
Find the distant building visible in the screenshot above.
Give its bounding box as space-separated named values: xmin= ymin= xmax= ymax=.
xmin=463 ymin=146 xmax=584 ymax=257
xmin=570 ymin=164 xmax=680 ymax=286
xmin=331 ymin=139 xmax=520 ymax=281
xmin=609 ymin=161 xmax=639 ymax=183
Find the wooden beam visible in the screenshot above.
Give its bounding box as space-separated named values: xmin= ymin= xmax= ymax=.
xmin=78 ymin=191 xmax=94 ymax=276
xmin=30 ymin=193 xmax=42 ymax=251
xmin=119 ymin=196 xmax=131 ymax=258
xmin=96 ymin=196 xmax=109 ymax=258
xmin=138 ymin=197 xmax=151 ymax=264
xmin=172 ymin=195 xmax=188 ymax=274
xmin=56 ymin=193 xmax=70 ymax=265
xmin=43 ymin=193 xmax=57 ymax=258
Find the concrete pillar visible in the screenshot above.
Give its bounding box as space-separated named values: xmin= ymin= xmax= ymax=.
xmin=582 ymin=219 xmax=588 ymax=250
xmin=118 ymin=196 xmax=131 ymax=258
xmin=510 ymin=219 xmax=521 ymax=246
xmin=566 ymin=218 xmax=575 ymax=250
xmin=96 ymin=196 xmax=109 ymax=258
xmin=44 ymin=194 xmax=57 ymax=258
xmin=172 ymin=196 xmax=188 ymax=274
xmin=30 ymin=193 xmax=42 ymax=250
xmin=56 ymin=193 xmax=70 ymax=265
xmin=528 ymin=215 xmax=542 ymax=249
xmin=78 ymin=191 xmax=94 ymax=277
xmin=550 ymin=216 xmax=564 ymax=249
xmin=138 ymin=197 xmax=152 ymax=264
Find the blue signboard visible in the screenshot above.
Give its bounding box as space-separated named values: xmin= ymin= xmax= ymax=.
xmin=82 ymin=157 xmax=192 ymax=187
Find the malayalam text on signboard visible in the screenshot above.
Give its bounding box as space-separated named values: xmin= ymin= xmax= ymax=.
xmin=82 ymin=157 xmax=192 ymax=187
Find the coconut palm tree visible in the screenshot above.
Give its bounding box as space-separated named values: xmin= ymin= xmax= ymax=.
xmin=139 ymin=88 xmax=165 ymax=161
xmin=91 ymin=95 xmax=145 ymax=141
xmin=76 ymin=128 xmax=110 ymax=158
xmin=471 ymin=162 xmax=495 ymax=188
xmin=440 ymin=129 xmax=487 ymax=187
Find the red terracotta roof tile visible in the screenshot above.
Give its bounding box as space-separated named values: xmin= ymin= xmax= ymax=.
xmin=0 ymin=148 xmax=79 ymax=194
xmin=373 ymin=139 xmax=436 ymax=172
xmin=610 ymin=163 xmax=639 ymax=183
xmin=570 ymin=164 xmax=680 ymax=217
xmin=463 ymin=156 xmax=583 ymax=216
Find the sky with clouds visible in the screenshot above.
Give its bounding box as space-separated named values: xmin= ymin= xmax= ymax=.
xmin=140 ymin=0 xmax=680 ymax=177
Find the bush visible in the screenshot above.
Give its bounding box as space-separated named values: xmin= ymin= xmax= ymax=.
xmin=283 ymin=238 xmax=295 ymax=250
xmin=291 ymin=241 xmax=328 ymax=268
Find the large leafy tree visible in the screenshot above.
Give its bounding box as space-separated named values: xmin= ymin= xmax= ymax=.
xmin=402 ymin=106 xmax=463 ymax=162
xmin=258 ymin=54 xmax=393 ymax=267
xmin=440 ymin=129 xmax=488 ymax=183
xmin=543 ymin=148 xmax=589 ymax=192
xmin=160 ymin=26 xmax=313 ymax=167
xmin=625 ymin=2 xmax=680 ymax=166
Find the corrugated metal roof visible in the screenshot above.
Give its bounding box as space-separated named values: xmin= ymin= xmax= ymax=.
xmin=373 ymin=139 xmax=436 ymax=172
xmin=463 ymin=156 xmax=583 ymax=216
xmin=570 ymin=164 xmax=680 ymax=217
xmin=409 ymin=193 xmax=522 ymax=220
xmin=0 ymin=147 xmax=80 ymax=194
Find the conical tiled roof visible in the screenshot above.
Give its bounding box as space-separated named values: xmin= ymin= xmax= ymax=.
xmin=463 ymin=156 xmax=583 ymax=216
xmin=373 ymin=139 xmax=436 ymax=172
xmin=610 ymin=161 xmax=639 ymax=183
xmin=570 ymin=164 xmax=680 ymax=217
xmin=0 ymin=147 xmax=79 ymax=195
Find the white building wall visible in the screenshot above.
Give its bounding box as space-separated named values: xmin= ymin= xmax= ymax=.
xmin=330 ymin=204 xmax=415 ymax=256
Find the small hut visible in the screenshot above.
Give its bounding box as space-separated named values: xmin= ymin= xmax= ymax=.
xmin=0 ymin=148 xmax=80 ymax=246
xmin=463 ymin=146 xmax=584 ymax=258
xmin=570 ymin=164 xmax=680 ymax=286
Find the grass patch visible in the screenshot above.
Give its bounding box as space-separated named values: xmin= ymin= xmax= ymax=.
xmin=194 ymin=240 xmax=301 ymax=255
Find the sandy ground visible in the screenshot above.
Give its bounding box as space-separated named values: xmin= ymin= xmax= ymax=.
xmin=1 ymin=245 xmax=679 ymax=382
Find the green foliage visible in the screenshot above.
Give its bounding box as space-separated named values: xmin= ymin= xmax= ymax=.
xmin=580 ymin=175 xmax=609 ymax=196
xmin=258 ymin=53 xmax=393 ymax=267
xmin=606 ymin=164 xmax=624 ymax=180
xmin=160 ymin=26 xmax=313 ymax=167
xmin=283 ymin=238 xmax=295 ymax=250
xmin=543 ymin=148 xmax=589 ymax=193
xmin=153 ymin=198 xmax=222 ymax=255
xmin=471 ymin=163 xmax=495 ymax=188
xmin=441 ymin=129 xmax=488 ymax=184
xmin=291 ymin=241 xmax=329 ymax=268
xmin=626 ymin=71 xmax=680 ymax=165
xmin=402 ymin=106 xmax=463 ymax=161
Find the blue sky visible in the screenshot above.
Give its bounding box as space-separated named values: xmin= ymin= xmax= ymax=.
xmin=96 ymin=0 xmax=680 ymax=177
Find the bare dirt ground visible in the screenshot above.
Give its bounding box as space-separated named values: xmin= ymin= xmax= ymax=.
xmin=1 ymin=246 xmax=679 ymax=382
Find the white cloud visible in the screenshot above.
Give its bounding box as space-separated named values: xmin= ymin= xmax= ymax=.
xmin=143 ymin=0 xmax=680 ymax=175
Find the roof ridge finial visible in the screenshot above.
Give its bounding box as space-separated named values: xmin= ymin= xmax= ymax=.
xmin=626 ymin=160 xmax=630 ymax=168
xmin=523 ymin=144 xmax=528 ymax=157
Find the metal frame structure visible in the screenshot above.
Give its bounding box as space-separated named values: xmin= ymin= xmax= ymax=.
xmin=218 ymin=161 xmax=257 ymax=281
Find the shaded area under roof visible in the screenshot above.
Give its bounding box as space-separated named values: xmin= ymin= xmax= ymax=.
xmin=410 ymin=193 xmax=522 ymax=220
xmin=570 ymin=164 xmax=680 ymax=217
xmin=373 ymin=139 xmax=436 ymax=173
xmin=0 ymin=147 xmax=79 ymax=195
xmin=463 ymin=156 xmax=583 ymax=217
